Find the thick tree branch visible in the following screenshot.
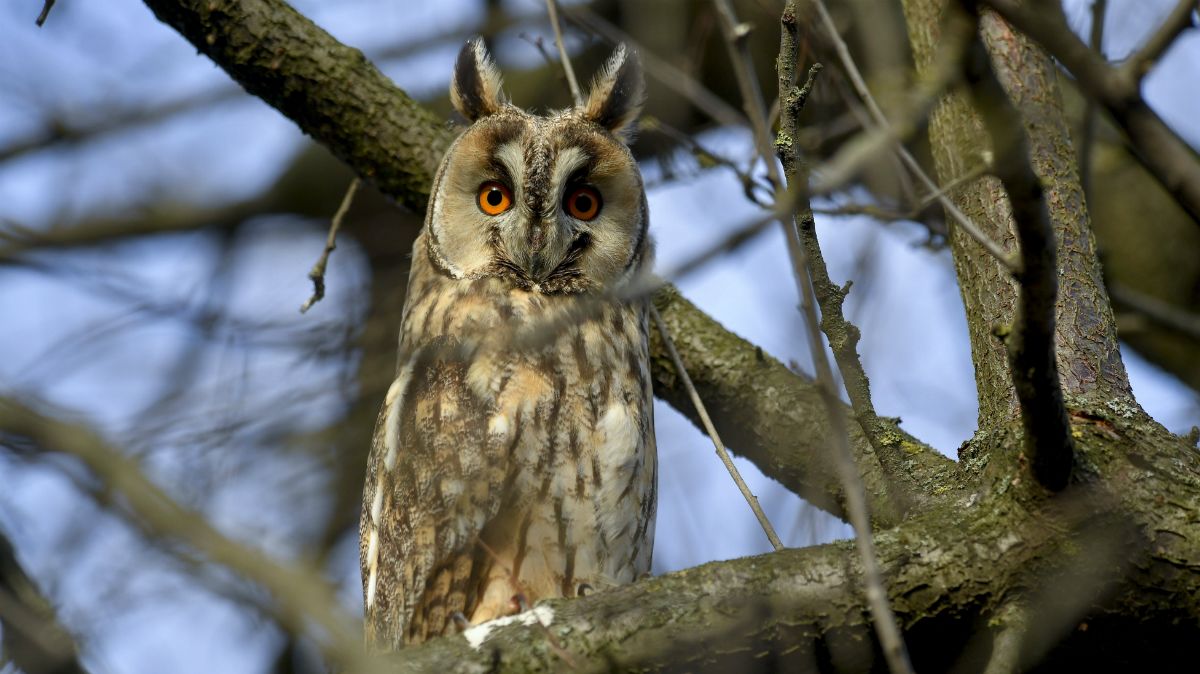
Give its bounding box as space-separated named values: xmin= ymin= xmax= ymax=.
xmin=963 ymin=26 xmax=1074 ymax=491
xmin=368 ymin=471 xmax=1200 ymax=673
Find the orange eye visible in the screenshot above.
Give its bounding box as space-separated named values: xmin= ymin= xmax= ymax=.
xmin=477 ymin=181 xmax=513 ymax=215
xmin=564 ymin=186 xmax=601 ymax=221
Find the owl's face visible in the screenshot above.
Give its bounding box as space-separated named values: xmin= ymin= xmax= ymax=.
xmin=426 ymin=40 xmax=649 ymax=295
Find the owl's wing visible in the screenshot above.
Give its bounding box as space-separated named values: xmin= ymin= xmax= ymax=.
xmin=360 ymin=339 xmax=506 ymax=649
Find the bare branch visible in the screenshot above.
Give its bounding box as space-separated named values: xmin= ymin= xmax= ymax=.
xmin=772 ymin=4 xmax=914 ymax=671
xmin=300 ymin=177 xmax=361 ymax=314
xmin=796 ymin=4 xmax=975 ymax=513
xmin=0 ymin=532 xmax=89 ymax=674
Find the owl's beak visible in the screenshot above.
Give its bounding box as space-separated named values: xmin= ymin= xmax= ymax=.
xmin=523 ymin=219 xmax=571 ymax=282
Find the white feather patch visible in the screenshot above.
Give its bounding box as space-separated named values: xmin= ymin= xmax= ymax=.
xmin=366 ymin=528 xmax=379 ymax=567
xmin=366 ymin=566 xmax=378 ymax=608
xmin=462 ymin=605 xmax=555 ymax=650
xmin=366 ymin=527 xmax=380 ymax=609
xmin=384 ymin=363 xmax=414 ymax=471
xmin=370 ymin=480 xmax=384 ymax=521
xmin=487 ymin=413 xmax=510 ymax=441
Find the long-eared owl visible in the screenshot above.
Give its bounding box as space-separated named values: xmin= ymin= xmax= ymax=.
xmin=359 ymin=38 xmax=656 ymax=648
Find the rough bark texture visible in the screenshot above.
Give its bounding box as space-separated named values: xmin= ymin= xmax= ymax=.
xmin=132 ymin=0 xmax=1200 ymax=670
xmin=901 ymin=0 xmax=1023 ymax=429
xmin=978 ymin=11 xmax=1132 ymax=409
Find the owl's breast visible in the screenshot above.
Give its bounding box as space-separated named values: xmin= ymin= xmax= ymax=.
xmin=396 ymin=239 xmax=656 ymax=606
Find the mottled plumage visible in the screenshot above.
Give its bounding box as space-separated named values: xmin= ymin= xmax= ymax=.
xmin=360 ymin=39 xmax=656 ymax=649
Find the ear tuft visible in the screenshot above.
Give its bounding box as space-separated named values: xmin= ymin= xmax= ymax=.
xmin=450 ymin=38 xmax=506 ymax=122
xmin=582 ymin=44 xmax=644 ymax=140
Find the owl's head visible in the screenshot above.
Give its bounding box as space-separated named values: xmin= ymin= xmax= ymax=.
xmin=426 ymin=38 xmax=650 ymax=295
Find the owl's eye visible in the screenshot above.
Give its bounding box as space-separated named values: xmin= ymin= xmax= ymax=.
xmin=564 ymin=186 xmax=602 ymax=221
xmin=477 ymin=182 xmax=513 ymax=215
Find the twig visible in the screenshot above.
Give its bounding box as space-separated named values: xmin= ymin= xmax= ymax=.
xmin=802 ymin=2 xmax=973 ymax=506
xmin=810 ymin=0 xmax=1017 ymax=273
xmin=1079 ymin=0 xmax=1107 ymax=201
xmin=964 ymin=28 xmax=1074 ymax=492
xmin=643 ymin=115 xmax=773 ymax=205
xmin=711 ymin=0 xmax=785 ymax=190
xmin=1120 ymin=0 xmax=1196 ymax=81
xmin=544 ymin=0 xmax=582 ymax=106
xmin=518 ymin=32 xmax=559 ymax=71
xmin=650 ymin=307 xmax=783 ymax=551
xmin=300 ymin=177 xmax=360 ymax=314
xmin=775 ymin=4 xmax=915 ymax=673
xmin=0 ymin=397 xmax=374 ymax=673
xmin=982 ymin=0 xmax=1200 ymax=225
xmin=36 ymin=0 xmax=55 ymax=26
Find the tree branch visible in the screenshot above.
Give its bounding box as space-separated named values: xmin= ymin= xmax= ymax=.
xmin=775 ymin=8 xmax=914 ymax=672
xmin=1120 ymin=0 xmax=1197 ymax=82
xmin=963 ymin=20 xmax=1074 ymax=491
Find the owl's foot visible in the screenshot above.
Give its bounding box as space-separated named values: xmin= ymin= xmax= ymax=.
xmin=508 ymin=592 xmax=530 ymax=614
xmin=450 ymin=611 xmax=470 ymax=631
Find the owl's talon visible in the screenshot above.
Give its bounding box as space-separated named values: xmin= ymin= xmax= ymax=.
xmin=509 ymin=592 xmax=530 ymax=614
xmin=450 ymin=611 xmax=470 ymax=631
xmin=576 ymin=583 xmax=593 ymax=597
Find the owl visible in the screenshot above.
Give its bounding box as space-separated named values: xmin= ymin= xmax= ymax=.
xmin=359 ymin=38 xmax=656 ymax=649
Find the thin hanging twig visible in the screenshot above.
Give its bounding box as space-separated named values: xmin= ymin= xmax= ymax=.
xmin=545 ymin=0 xmax=583 ymax=106
xmin=651 ymin=307 xmax=784 ymax=551
xmin=300 ymin=177 xmax=361 ymax=314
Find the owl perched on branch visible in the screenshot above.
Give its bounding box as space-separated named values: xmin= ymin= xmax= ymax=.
xmin=359 ymin=38 xmax=656 ymax=649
